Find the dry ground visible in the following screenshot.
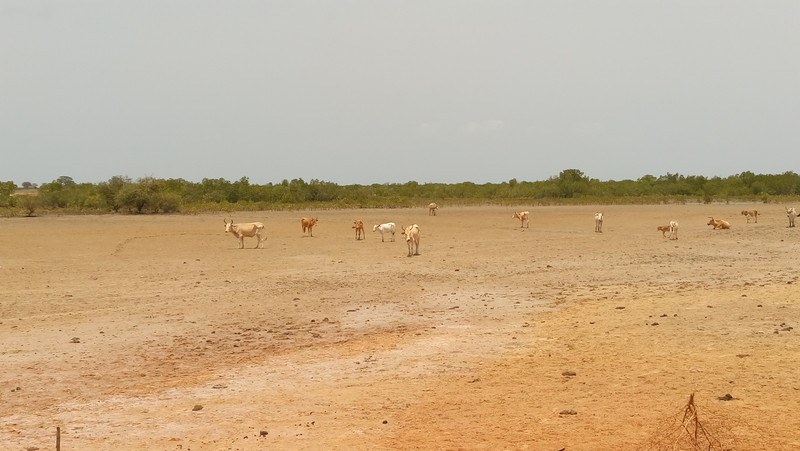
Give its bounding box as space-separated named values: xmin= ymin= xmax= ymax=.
xmin=1 ymin=204 xmax=799 ymax=450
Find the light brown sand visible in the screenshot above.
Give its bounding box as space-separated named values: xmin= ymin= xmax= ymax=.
xmin=1 ymin=204 xmax=798 ymax=450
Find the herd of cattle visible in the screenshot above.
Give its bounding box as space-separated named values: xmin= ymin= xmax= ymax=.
xmin=223 ymin=206 xmax=800 ymax=253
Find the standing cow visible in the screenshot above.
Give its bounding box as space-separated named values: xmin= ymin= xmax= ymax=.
xmin=224 ymin=219 xmax=266 ymax=249
xmin=301 ymin=217 xmax=319 ymax=236
xmin=594 ymin=212 xmax=604 ymax=233
xmin=428 ymin=203 xmax=439 ymax=216
xmin=352 ymin=220 xmax=365 ymax=240
xmin=512 ymin=211 xmax=530 ymax=228
xmin=401 ymin=224 xmax=421 ymax=257
xmin=372 ymin=222 xmax=396 ymax=242
xmin=741 ymin=210 xmax=758 ymax=223
xmin=787 ymin=207 xmax=798 ymax=228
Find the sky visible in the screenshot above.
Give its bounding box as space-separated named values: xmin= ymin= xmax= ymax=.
xmin=2 ymin=1 xmax=799 ymax=186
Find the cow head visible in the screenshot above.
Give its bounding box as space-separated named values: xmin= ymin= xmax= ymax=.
xmin=224 ymin=219 xmax=234 ymax=233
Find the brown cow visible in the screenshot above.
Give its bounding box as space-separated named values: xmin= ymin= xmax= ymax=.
xmin=301 ymin=217 xmax=319 ymax=236
xmin=352 ymin=219 xmax=365 ymax=240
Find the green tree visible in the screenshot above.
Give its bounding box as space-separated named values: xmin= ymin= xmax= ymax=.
xmin=55 ymin=176 xmax=76 ymax=187
xmin=556 ymin=169 xmax=589 ymax=198
xmin=97 ymin=176 xmax=131 ymax=212
xmin=17 ymin=195 xmax=40 ymax=217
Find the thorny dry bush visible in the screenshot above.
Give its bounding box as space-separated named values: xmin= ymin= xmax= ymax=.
xmin=644 ymin=393 xmax=786 ymax=451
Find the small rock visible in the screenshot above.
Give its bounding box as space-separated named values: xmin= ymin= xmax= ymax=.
xmin=259 ymin=430 xmax=268 ymax=436
xmin=562 ymin=371 xmax=577 ymax=377
xmin=559 ymin=409 xmax=577 ymax=415
xmin=651 ymin=322 xmax=659 ymax=326
xmin=718 ymin=394 xmax=734 ymax=401
xmin=382 ymin=420 xmax=388 ymax=424
xmin=70 ymin=337 xmax=80 ymax=343
xmin=615 ymin=306 xmax=625 ymax=310
xmin=192 ymin=404 xmax=203 ymax=411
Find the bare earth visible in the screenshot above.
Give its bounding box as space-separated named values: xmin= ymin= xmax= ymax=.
xmin=1 ymin=205 xmax=799 ymax=450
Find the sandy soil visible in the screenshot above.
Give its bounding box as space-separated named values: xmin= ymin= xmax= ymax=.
xmin=1 ymin=204 xmax=799 ymax=450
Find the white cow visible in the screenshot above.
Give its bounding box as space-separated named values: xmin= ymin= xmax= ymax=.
xmin=594 ymin=212 xmax=604 ymax=233
xmin=668 ymin=220 xmax=678 ymax=240
xmin=512 ymin=211 xmax=530 ymax=228
xmin=428 ymin=203 xmax=439 ymax=216
xmin=787 ymin=207 xmax=798 ymax=228
xmin=224 ymin=219 xmax=266 ymax=249
xmin=372 ymin=222 xmax=396 ymax=242
xmin=401 ymin=224 xmax=420 ymax=256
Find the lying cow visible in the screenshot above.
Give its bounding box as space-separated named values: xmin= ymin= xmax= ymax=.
xmin=352 ymin=219 xmax=365 ymax=240
xmin=401 ymin=224 xmax=420 ymax=257
xmin=224 ymin=219 xmax=266 ymax=249
xmin=707 ymin=217 xmax=731 ymax=230
xmin=301 ymin=217 xmax=319 ymax=236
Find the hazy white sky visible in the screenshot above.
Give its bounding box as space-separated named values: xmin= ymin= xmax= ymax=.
xmin=2 ymin=1 xmax=799 ymax=185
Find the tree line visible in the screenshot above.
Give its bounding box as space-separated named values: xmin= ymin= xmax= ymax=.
xmin=3 ymin=169 xmax=800 ymax=217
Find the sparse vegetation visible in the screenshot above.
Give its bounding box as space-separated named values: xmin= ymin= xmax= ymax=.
xmin=2 ymin=169 xmax=800 ymax=216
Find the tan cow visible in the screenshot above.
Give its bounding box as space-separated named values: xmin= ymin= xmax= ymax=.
xmin=224 ymin=219 xmax=266 ymax=249
xmin=786 ymin=207 xmax=798 ymax=228
xmin=512 ymin=211 xmax=530 ymax=228
xmin=301 ymin=217 xmax=319 ymax=236
xmin=352 ymin=219 xmax=365 ymax=240
xmin=656 ymin=225 xmax=671 ymax=238
xmin=401 ymin=224 xmax=421 ymax=257
xmin=428 ymin=203 xmax=439 ymax=216
xmin=741 ymin=210 xmax=758 ymax=223
xmin=707 ymin=217 xmax=731 ymax=230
